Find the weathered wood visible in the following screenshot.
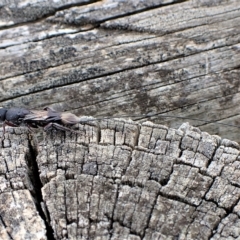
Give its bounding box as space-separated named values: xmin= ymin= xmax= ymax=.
xmin=0 ymin=127 xmax=46 ymax=239
xmin=1 ymin=120 xmax=240 ymax=239
xmin=1 ymin=0 xmax=240 ymax=239
xmin=0 ymin=0 xmax=178 ymax=28
xmin=0 ymin=0 xmax=240 ymax=142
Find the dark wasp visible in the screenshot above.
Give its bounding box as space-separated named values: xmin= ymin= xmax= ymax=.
xmin=0 ymin=107 xmax=84 ymax=139
xmin=1 ymin=106 xmax=240 ymax=140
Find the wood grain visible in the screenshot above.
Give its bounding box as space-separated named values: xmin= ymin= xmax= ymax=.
xmin=0 ymin=0 xmax=240 ymax=142
xmin=1 ymin=0 xmax=240 ymax=239
xmin=1 ymin=119 xmax=240 ymax=239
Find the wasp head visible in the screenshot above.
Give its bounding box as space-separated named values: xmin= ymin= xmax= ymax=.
xmin=0 ymin=108 xmax=7 ymax=121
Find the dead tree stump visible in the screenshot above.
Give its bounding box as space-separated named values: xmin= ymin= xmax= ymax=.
xmin=1 ymin=120 xmax=240 ymax=239
xmin=1 ymin=0 xmax=240 ymax=142
xmin=1 ymin=0 xmax=240 ymax=239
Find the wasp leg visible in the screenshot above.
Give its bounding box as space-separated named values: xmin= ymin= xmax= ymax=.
xmin=2 ymin=122 xmax=6 ymax=134
xmin=43 ymin=123 xmax=77 ymax=133
xmin=25 ymin=122 xmax=38 ymax=132
xmin=1 ymin=122 xmax=6 ymax=142
xmin=5 ymin=120 xmax=19 ymax=127
xmin=1 ymin=121 xmax=16 ymax=142
xmin=26 ymin=122 xmax=38 ymax=128
xmin=1 ymin=121 xmax=19 ymax=142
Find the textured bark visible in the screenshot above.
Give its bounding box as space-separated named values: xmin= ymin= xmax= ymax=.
xmin=1 ymin=0 xmax=240 ymax=239
xmin=0 ymin=127 xmax=46 ymax=239
xmin=0 ymin=0 xmax=240 ymax=142
xmin=1 ymin=120 xmax=240 ymax=239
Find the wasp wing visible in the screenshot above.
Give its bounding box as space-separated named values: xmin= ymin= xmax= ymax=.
xmin=43 ymin=107 xmax=80 ymax=124
xmin=61 ymin=112 xmax=81 ymax=125
xmin=24 ymin=108 xmax=80 ymax=126
xmin=24 ymin=110 xmax=49 ymax=121
xmin=24 ymin=109 xmax=61 ymax=122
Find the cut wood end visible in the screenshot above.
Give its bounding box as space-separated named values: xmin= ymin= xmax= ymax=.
xmin=0 ymin=119 xmax=240 ymax=239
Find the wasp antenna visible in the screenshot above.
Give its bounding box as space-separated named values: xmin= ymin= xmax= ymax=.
xmin=76 ymin=113 xmax=240 ymax=129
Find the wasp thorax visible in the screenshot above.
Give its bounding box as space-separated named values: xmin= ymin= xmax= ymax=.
xmin=5 ymin=108 xmax=31 ymax=125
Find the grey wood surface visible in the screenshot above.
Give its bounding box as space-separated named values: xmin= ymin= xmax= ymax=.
xmin=1 ymin=0 xmax=240 ymax=239
xmin=2 ymin=120 xmax=240 ymax=239
xmin=0 ymin=0 xmax=240 ymax=142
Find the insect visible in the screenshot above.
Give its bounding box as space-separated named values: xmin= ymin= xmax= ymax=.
xmin=0 ymin=107 xmax=87 ymax=140
xmin=0 ymin=107 xmax=31 ymax=135
xmin=0 ymin=106 xmax=240 ymax=140
xmin=23 ymin=107 xmax=83 ymax=132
